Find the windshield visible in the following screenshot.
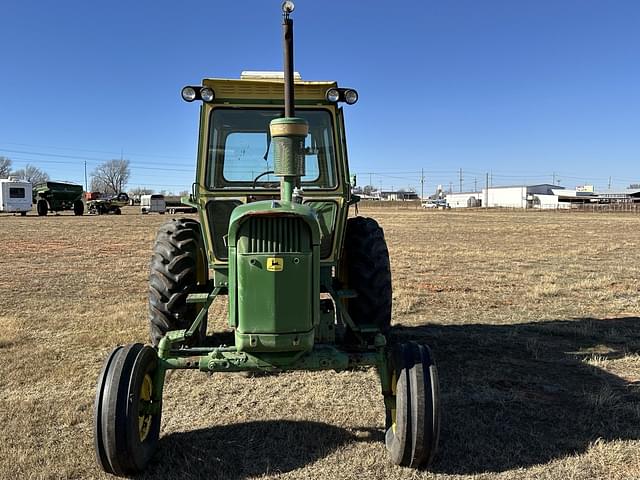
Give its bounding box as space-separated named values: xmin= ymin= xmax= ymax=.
xmin=206 ymin=108 xmax=337 ymax=189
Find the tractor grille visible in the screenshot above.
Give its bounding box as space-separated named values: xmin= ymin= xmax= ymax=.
xmin=241 ymin=216 xmax=308 ymax=253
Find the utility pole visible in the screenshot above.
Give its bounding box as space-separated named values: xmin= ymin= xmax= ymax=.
xmin=485 ymin=172 xmax=489 ymax=209
xmin=449 ymin=182 xmax=453 ymax=194
xmin=608 ymin=176 xmax=612 ymax=190
xmin=84 ymin=161 xmax=88 ymax=192
xmin=420 ymin=168 xmax=425 ymax=200
xmin=474 ymin=177 xmax=477 ymax=192
xmin=459 ymin=168 xmax=463 ymax=192
xmin=552 ymin=172 xmax=556 ymax=185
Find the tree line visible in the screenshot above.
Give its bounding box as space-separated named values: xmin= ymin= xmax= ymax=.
xmin=1 ymin=156 xmax=136 ymax=195
xmin=0 ymin=156 xmax=50 ymax=184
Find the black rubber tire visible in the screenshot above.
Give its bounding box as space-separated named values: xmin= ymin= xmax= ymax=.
xmin=94 ymin=345 xmax=123 ymax=473
xmin=94 ymin=344 xmax=162 ymax=476
xmin=149 ymin=218 xmax=208 ymax=346
xmin=36 ymin=199 xmax=48 ymax=216
xmin=385 ymin=342 xmax=440 ymax=468
xmin=20 ymin=211 xmax=26 ymax=216
xmin=114 ymin=207 xmax=122 ymax=215
xmin=73 ymin=200 xmax=84 ymax=216
xmin=341 ymin=216 xmax=392 ymax=333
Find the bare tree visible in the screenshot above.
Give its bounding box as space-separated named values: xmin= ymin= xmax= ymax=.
xmin=91 ymin=159 xmax=130 ymax=194
xmin=11 ymin=164 xmax=50 ymax=185
xmin=0 ymin=156 xmax=12 ymax=178
xmin=129 ymin=186 xmax=154 ymax=197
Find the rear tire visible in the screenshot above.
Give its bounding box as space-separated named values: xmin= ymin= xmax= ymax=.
xmin=114 ymin=207 xmax=121 ymax=215
xmin=37 ymin=199 xmax=48 ymax=216
xmin=73 ymin=200 xmax=84 ymax=216
xmin=148 ymin=218 xmax=208 ymax=346
xmin=341 ymin=216 xmax=392 ymax=333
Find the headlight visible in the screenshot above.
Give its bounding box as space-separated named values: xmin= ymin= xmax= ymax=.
xmin=344 ymin=89 xmax=358 ymax=105
xmin=325 ymin=88 xmax=340 ymax=102
xmin=181 ymin=87 xmax=197 ymax=102
xmin=200 ymin=87 xmax=215 ymax=102
xmin=282 ymin=1 xmax=295 ymax=13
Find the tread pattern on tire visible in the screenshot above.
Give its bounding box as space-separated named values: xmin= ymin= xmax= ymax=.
xmin=343 ymin=216 xmax=392 ymax=332
xmin=94 ymin=344 xmax=161 ymax=476
xmin=148 ymin=218 xmax=207 ymax=346
xmin=385 ymin=342 xmax=440 ymax=468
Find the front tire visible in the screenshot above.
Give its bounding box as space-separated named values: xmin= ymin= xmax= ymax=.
xmin=148 ymin=218 xmax=208 ymax=346
xmin=94 ymin=344 xmax=162 ymax=476
xmin=385 ymin=342 xmax=440 ymax=468
xmin=341 ymin=217 xmax=392 ymax=333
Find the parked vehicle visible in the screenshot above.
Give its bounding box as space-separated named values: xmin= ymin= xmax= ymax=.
xmin=0 ymin=178 xmax=32 ymax=215
xmin=422 ymin=199 xmax=450 ymax=209
xmin=87 ymin=192 xmax=130 ymax=215
xmin=33 ymin=181 xmax=84 ymax=216
xmin=140 ymin=194 xmax=166 ymax=214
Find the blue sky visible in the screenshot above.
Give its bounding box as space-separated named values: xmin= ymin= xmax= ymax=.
xmin=1 ymin=0 xmax=638 ymax=193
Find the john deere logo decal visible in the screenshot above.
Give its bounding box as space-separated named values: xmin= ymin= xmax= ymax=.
xmin=266 ymin=257 xmax=284 ymax=272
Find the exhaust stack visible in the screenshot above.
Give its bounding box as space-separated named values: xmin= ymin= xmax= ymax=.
xmin=270 ymin=1 xmax=308 ymax=203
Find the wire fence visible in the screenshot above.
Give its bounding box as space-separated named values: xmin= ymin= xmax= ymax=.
xmin=357 ymin=200 xmax=640 ymax=214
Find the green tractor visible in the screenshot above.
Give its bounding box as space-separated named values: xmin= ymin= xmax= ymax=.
xmin=94 ymin=3 xmax=440 ymax=475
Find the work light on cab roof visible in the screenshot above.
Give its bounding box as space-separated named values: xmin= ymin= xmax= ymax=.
xmin=93 ymin=1 xmax=440 ymax=476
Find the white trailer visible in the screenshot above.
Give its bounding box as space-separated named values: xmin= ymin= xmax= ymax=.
xmin=140 ymin=194 xmax=166 ymax=214
xmin=0 ymin=178 xmax=32 ymax=215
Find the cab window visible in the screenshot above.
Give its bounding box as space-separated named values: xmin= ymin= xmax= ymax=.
xmin=207 ymin=108 xmax=336 ymax=190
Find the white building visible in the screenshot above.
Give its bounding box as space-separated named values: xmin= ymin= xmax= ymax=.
xmin=445 ymin=184 xmax=563 ymax=209
xmin=445 ymin=191 xmax=482 ymax=208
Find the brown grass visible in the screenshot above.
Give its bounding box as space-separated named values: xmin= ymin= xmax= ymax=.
xmin=1 ymin=207 xmax=640 ymax=479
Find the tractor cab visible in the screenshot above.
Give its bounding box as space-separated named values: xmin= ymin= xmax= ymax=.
xmin=184 ymin=74 xmax=356 ymax=273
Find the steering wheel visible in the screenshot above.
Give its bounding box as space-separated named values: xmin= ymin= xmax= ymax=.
xmin=252 ymin=170 xmax=277 ymax=189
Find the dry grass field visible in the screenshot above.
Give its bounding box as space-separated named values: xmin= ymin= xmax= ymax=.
xmin=1 ymin=206 xmax=640 ymax=479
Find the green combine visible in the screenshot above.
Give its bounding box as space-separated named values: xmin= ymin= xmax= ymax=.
xmin=33 ymin=181 xmax=84 ymax=216
xmin=94 ymin=3 xmax=440 ymax=475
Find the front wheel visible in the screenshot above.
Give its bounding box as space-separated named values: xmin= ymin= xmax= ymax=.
xmin=385 ymin=342 xmax=440 ymax=468
xmin=94 ymin=344 xmax=162 ymax=476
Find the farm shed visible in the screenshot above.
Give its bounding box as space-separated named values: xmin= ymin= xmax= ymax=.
xmin=445 ymin=191 xmax=482 ymax=208
xmin=445 ymin=184 xmax=564 ymax=209
xmin=597 ymin=189 xmax=640 ymax=203
xmin=485 ymin=184 xmax=561 ymax=209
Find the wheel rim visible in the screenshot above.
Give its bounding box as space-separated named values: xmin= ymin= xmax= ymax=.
xmin=138 ymin=374 xmax=153 ymax=442
xmin=390 ymin=371 xmax=397 ymax=433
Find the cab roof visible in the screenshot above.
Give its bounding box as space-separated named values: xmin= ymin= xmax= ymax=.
xmin=202 ymin=76 xmax=337 ymax=102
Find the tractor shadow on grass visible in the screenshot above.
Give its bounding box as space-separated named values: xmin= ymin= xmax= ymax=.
xmin=391 ymin=316 xmax=640 ymax=474
xmin=143 ymin=420 xmax=382 ymax=480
